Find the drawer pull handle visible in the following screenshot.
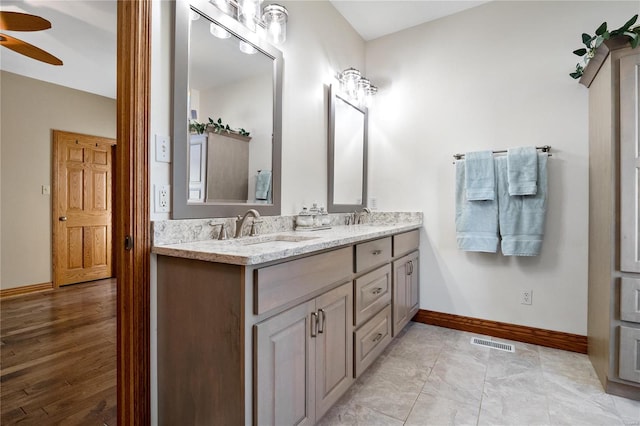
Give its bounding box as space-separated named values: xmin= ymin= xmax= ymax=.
xmin=372 ymin=250 xmax=382 ymax=256
xmin=311 ymin=312 xmax=318 ymax=338
xmin=318 ymin=309 xmax=326 ymax=334
xmin=371 ymin=287 xmax=383 ymax=295
xmin=372 ymin=333 xmax=383 ymax=342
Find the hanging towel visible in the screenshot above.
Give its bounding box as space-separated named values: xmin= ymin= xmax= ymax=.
xmin=497 ymin=154 xmax=548 ymax=256
xmin=255 ymin=170 xmax=272 ymax=200
xmin=455 ymin=160 xmax=500 ymax=253
xmin=465 ymin=150 xmax=496 ymax=201
xmin=507 ymin=146 xmax=538 ymax=195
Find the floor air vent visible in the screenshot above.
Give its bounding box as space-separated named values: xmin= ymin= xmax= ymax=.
xmin=470 ymin=337 xmax=515 ymax=352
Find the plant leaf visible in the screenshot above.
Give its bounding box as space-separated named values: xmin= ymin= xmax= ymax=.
xmin=622 ymin=14 xmax=638 ymax=31
xmin=582 ymin=33 xmax=592 ymax=45
xmin=594 ymin=35 xmax=604 ymax=48
xmin=630 ymin=34 xmax=640 ymax=49
xmin=573 ymin=48 xmax=587 ymax=56
xmin=595 ymin=22 xmax=607 ymax=35
xmin=570 ymin=72 xmax=581 ymax=79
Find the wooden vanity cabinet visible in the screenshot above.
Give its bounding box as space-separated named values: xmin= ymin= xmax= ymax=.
xmin=157 ymin=227 xmax=421 ymax=425
xmin=255 ymin=282 xmax=353 ymax=425
xmin=392 ymin=231 xmax=420 ymax=336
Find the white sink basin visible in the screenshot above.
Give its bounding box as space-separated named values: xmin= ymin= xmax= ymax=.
xmin=240 ymin=234 xmax=319 ymax=246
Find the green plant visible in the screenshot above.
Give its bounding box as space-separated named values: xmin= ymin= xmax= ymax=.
xmin=189 ymin=120 xmax=206 ymax=134
xmin=571 ymin=14 xmax=640 ymax=79
xmin=189 ymin=117 xmax=250 ymax=137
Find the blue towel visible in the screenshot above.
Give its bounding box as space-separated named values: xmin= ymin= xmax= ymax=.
xmin=255 ymin=170 xmax=271 ymax=200
xmin=507 ymin=146 xmax=538 ymax=195
xmin=465 ymin=150 xmax=495 ymax=201
xmin=497 ymin=154 xmax=548 ymax=256
xmin=455 ymin=160 xmax=499 ymax=253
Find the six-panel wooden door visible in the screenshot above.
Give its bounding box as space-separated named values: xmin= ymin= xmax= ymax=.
xmin=53 ymin=130 xmax=116 ymax=286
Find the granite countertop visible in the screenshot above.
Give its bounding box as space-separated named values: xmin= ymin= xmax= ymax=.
xmin=152 ymin=222 xmax=422 ymax=265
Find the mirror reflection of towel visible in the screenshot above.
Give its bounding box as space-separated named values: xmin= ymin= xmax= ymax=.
xmin=255 ymin=170 xmax=272 ymax=200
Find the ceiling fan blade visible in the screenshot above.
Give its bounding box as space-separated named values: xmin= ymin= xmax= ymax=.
xmin=0 ymin=11 xmax=51 ymax=31
xmin=0 ymin=33 xmax=62 ymax=65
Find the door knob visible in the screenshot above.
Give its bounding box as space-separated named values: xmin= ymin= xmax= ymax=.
xmin=59 ymin=216 xmax=67 ymax=221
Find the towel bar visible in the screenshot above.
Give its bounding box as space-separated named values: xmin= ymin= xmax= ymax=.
xmin=453 ymin=145 xmax=551 ymax=162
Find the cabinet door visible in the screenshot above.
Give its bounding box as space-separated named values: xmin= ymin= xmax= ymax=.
xmin=393 ymin=251 xmax=420 ymax=336
xmin=315 ymin=282 xmax=353 ymax=420
xmin=255 ymin=300 xmax=316 ymax=426
xmin=408 ymin=253 xmax=420 ymax=319
xmin=620 ymin=53 xmax=640 ymax=273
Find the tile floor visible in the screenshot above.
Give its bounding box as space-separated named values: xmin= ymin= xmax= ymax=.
xmin=318 ymin=323 xmax=640 ymax=426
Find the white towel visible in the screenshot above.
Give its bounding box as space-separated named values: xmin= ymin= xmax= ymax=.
xmin=507 ymin=146 xmax=538 ymax=196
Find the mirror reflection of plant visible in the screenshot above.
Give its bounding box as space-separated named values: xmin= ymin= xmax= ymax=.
xmin=189 ymin=117 xmax=251 ymax=137
xmin=570 ymin=14 xmax=639 ymax=79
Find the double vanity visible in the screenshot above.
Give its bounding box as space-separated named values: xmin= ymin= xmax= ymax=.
xmin=153 ymin=213 xmax=422 ymax=425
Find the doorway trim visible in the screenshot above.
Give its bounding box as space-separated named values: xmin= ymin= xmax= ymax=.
xmin=117 ymin=1 xmax=151 ymax=424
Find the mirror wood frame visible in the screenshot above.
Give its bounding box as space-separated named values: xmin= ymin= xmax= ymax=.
xmin=172 ymin=0 xmax=283 ymax=218
xmin=327 ymin=84 xmax=368 ymax=213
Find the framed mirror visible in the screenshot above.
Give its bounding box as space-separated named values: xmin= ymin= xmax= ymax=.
xmin=172 ymin=0 xmax=283 ymax=218
xmin=328 ymin=84 xmax=368 ymax=213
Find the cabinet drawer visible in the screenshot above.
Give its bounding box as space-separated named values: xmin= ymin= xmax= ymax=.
xmin=354 ymin=305 xmax=392 ymax=377
xmin=355 ymin=237 xmax=391 ymax=273
xmin=393 ymin=230 xmax=419 ymax=257
xmin=354 ymin=264 xmax=391 ymax=327
xmin=619 ymin=326 xmax=640 ymax=384
xmin=255 ymin=247 xmax=353 ymax=315
xmin=621 ymin=278 xmax=640 ymax=323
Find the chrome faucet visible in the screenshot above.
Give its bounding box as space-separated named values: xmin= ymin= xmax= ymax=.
xmin=234 ymin=209 xmax=261 ymax=238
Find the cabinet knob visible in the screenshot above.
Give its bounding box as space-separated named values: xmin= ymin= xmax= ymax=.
xmin=372 ymin=249 xmax=382 ymax=256
xmin=372 ymin=333 xmax=383 ymax=343
xmin=59 ymin=216 xmax=67 ymax=221
xmin=371 ymin=287 xmax=383 ymax=295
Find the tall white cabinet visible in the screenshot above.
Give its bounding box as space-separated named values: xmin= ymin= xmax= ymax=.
xmin=584 ymin=40 xmax=640 ymax=400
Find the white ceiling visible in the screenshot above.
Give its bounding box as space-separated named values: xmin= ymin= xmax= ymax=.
xmin=0 ymin=1 xmax=488 ymax=99
xmin=0 ymin=0 xmax=117 ymax=98
xmin=330 ymin=0 xmax=489 ymax=41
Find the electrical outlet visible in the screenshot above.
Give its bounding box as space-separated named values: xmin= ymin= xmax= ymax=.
xmin=155 ymin=185 xmax=171 ymax=213
xmin=369 ymin=197 xmax=378 ymax=210
xmin=41 ymin=185 xmax=51 ymax=195
xmin=155 ymin=135 xmax=171 ymax=163
xmin=521 ymin=290 xmax=533 ymax=305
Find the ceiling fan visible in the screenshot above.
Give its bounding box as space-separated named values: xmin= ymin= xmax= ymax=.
xmin=0 ymin=10 xmax=63 ymax=65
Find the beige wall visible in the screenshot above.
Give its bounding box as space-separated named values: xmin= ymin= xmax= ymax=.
xmin=366 ymin=1 xmax=638 ymax=335
xmin=0 ymin=71 xmax=116 ymax=290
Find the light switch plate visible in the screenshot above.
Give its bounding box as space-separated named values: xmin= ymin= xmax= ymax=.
xmin=155 ymin=135 xmax=171 ymax=163
xmin=42 ymin=185 xmax=51 ymax=195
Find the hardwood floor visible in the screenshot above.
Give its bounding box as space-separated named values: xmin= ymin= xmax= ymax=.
xmin=1 ymin=279 xmax=116 ymax=425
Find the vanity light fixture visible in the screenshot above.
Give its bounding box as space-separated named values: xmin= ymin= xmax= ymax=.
xmin=339 ymin=68 xmax=378 ymax=107
xmin=209 ymin=0 xmax=289 ymax=45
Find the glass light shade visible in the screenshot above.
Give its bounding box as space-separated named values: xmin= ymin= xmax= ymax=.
xmin=211 ymin=0 xmax=232 ymax=15
xmin=238 ymin=0 xmax=261 ymax=31
xmin=210 ymin=22 xmax=231 ymax=39
xmin=340 ymin=68 xmax=361 ymax=98
xmin=262 ymin=4 xmax=288 ymax=45
xmin=356 ymin=78 xmax=370 ymax=104
xmin=239 ymin=40 xmax=258 ymax=54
